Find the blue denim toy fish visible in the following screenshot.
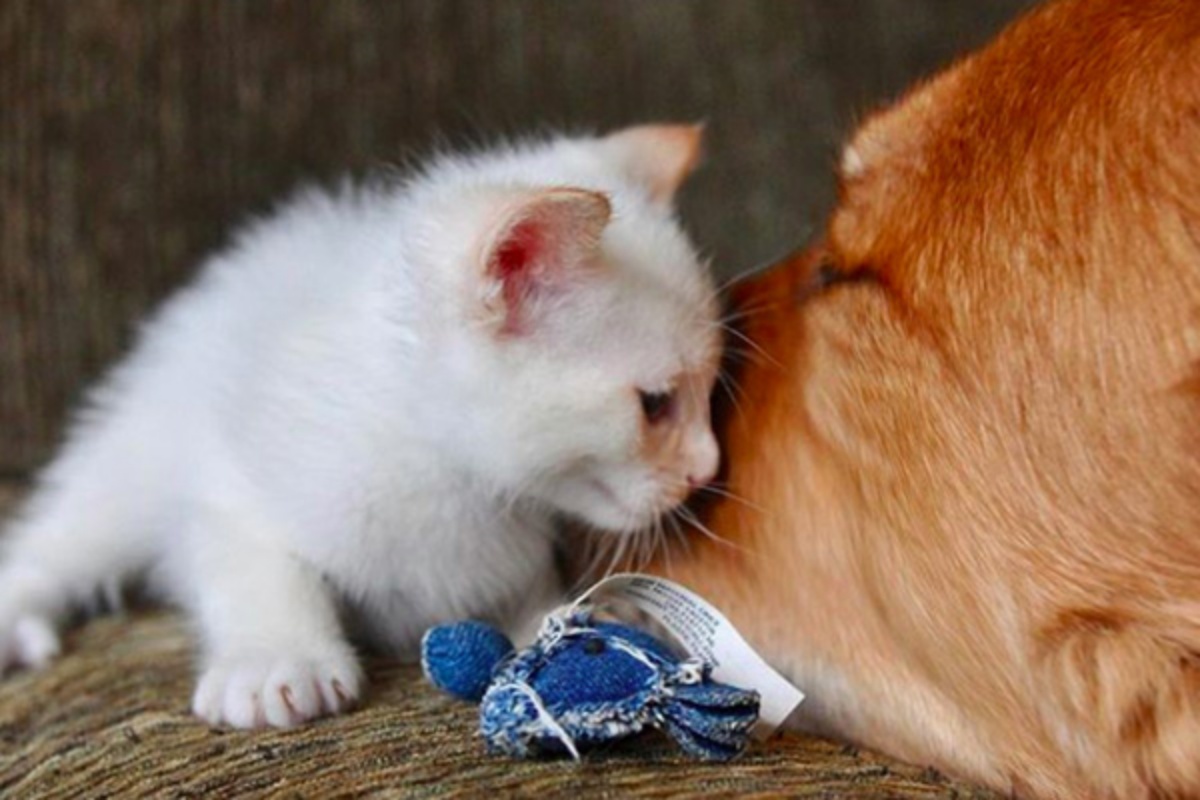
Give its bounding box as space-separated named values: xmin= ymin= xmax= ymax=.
xmin=421 ymin=607 xmax=761 ymax=761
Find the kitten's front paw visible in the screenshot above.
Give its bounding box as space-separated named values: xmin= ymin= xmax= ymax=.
xmin=0 ymin=614 xmax=62 ymax=675
xmin=192 ymin=648 xmax=363 ymax=729
xmin=0 ymin=565 xmax=65 ymax=675
xmin=0 ymin=614 xmax=62 ymax=676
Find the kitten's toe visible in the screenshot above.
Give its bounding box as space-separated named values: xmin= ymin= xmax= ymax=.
xmin=14 ymin=616 xmax=61 ymax=667
xmin=0 ymin=615 xmax=62 ymax=675
xmin=315 ymin=657 xmax=363 ymax=715
xmin=191 ymin=664 xmax=231 ymax=725
xmin=191 ymin=662 xmax=270 ymax=727
xmin=262 ymin=664 xmax=323 ymax=727
xmin=192 ymin=650 xmax=364 ymax=729
xmin=223 ymin=666 xmax=269 ymax=728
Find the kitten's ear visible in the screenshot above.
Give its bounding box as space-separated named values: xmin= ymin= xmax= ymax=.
xmin=598 ymin=123 xmax=704 ymax=205
xmin=480 ymin=187 xmax=612 ymax=334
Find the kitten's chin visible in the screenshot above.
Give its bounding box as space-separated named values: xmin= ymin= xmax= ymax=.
xmin=574 ymin=499 xmax=642 ymax=535
xmin=578 ymin=507 xmax=647 ymax=535
xmin=552 ymin=477 xmax=650 ymax=535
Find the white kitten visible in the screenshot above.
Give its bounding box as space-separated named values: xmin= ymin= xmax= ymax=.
xmin=0 ymin=125 xmax=721 ymax=729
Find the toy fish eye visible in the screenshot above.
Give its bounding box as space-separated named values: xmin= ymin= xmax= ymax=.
xmin=582 ymin=638 xmax=606 ymax=655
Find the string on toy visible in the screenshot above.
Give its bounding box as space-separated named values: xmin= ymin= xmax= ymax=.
xmin=506 ymin=680 xmax=581 ymax=760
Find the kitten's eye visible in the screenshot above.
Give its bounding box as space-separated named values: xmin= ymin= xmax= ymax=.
xmin=638 ymin=388 xmax=675 ymax=424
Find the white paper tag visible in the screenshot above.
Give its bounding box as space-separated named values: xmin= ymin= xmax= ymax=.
xmin=574 ymin=573 xmax=804 ymax=739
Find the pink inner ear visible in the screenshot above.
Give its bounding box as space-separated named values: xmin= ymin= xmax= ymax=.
xmin=494 ymin=220 xmax=542 ymax=281
xmin=491 ymin=219 xmax=545 ymax=334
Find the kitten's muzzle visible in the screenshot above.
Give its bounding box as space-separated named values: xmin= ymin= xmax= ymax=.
xmin=683 ymin=430 xmax=720 ymax=490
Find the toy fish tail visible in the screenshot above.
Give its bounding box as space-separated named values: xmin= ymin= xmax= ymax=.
xmin=660 ymin=684 xmax=760 ymax=761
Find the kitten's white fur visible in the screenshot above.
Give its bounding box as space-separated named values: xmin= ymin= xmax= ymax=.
xmin=0 ymin=126 xmax=720 ymax=728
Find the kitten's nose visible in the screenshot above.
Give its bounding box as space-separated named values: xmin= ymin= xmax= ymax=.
xmin=685 ymin=431 xmax=720 ymax=489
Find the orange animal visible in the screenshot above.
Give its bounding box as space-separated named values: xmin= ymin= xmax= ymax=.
xmin=657 ymin=0 xmax=1200 ymax=796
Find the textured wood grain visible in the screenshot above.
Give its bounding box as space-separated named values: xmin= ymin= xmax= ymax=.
xmin=0 ymin=0 xmax=1038 ymax=473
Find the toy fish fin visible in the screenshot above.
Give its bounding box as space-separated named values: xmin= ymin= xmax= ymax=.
xmin=671 ymin=681 xmax=761 ymax=711
xmin=656 ymin=682 xmax=760 ymax=759
xmin=662 ymin=684 xmax=759 ymax=748
xmin=659 ymin=711 xmax=748 ymax=761
xmin=665 ymin=697 xmax=758 ymax=747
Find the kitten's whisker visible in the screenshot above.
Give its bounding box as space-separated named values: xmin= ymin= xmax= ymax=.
xmin=711 ymin=254 xmax=789 ymax=295
xmin=650 ymin=519 xmax=662 ymax=571
xmin=702 ymin=273 xmax=746 ymax=307
xmin=575 ymin=528 xmax=612 ymax=587
xmin=721 ymin=345 xmax=770 ymax=368
xmin=579 ymin=528 xmax=622 ymax=589
xmin=696 ymin=484 xmax=769 ymax=515
xmin=653 ymin=519 xmax=664 ymax=569
xmin=722 ymin=301 xmax=780 ymax=323
xmin=615 ymin=517 xmax=647 ymax=576
xmin=651 ymin=516 xmax=672 ymax=576
xmin=716 ymin=370 xmax=748 ymax=421
xmin=673 ymin=505 xmax=749 ymax=555
xmin=721 ymin=324 xmax=782 ymax=369
xmin=598 ymin=536 xmax=621 ymax=581
xmin=621 ymin=529 xmax=637 ymax=575
xmin=633 ymin=523 xmax=648 ymax=573
xmin=710 ymin=301 xmax=781 ymax=331
xmin=712 ymin=272 xmax=746 ymax=296
xmin=719 ymin=367 xmax=749 ymax=403
xmin=571 ymin=539 xmax=598 ymax=591
xmin=665 ymin=512 xmax=693 ymax=559
xmin=718 ymin=238 xmax=814 ymax=292
xmin=604 ymin=530 xmax=628 ymax=579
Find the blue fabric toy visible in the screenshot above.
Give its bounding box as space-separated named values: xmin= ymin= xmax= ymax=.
xmin=421 ymin=607 xmax=761 ymax=761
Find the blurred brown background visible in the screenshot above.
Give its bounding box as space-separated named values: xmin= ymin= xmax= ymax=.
xmin=1 ymin=0 xmax=1038 ymax=475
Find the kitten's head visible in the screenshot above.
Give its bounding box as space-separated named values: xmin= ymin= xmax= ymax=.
xmin=414 ymin=125 xmax=720 ymax=533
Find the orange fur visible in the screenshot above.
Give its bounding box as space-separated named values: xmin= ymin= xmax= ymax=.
xmin=653 ymin=1 xmax=1200 ymax=796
